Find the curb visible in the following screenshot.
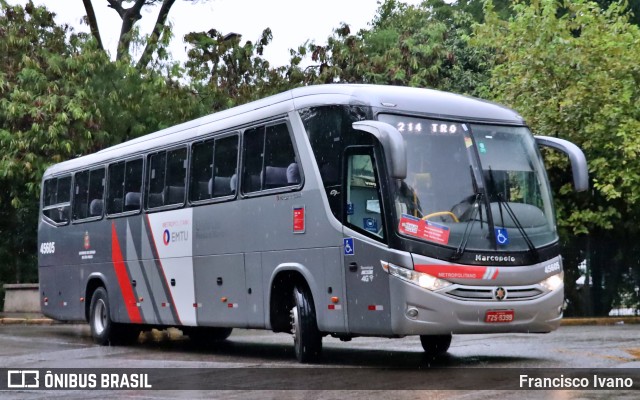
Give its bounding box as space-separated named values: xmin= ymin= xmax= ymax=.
xmin=560 ymin=317 xmax=640 ymax=326
xmin=0 ymin=317 xmax=55 ymax=325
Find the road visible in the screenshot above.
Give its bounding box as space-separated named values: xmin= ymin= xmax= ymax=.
xmin=0 ymin=323 xmax=638 ymax=399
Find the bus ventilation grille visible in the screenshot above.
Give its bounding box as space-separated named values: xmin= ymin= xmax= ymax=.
xmin=444 ymin=286 xmax=543 ymax=301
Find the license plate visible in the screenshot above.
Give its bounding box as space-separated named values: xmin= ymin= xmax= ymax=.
xmin=485 ymin=310 xmax=514 ymax=323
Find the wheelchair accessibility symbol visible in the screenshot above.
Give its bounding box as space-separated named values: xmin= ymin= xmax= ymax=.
xmin=344 ymin=237 xmax=355 ymax=256
xmin=495 ymin=228 xmax=509 ymax=245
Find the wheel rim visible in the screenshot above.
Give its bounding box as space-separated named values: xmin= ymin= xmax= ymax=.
xmin=291 ymin=304 xmax=300 ymax=351
xmin=93 ymin=299 xmax=107 ymax=336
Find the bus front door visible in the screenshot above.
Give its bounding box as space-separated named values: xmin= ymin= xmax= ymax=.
xmin=343 ymin=149 xmax=393 ymax=336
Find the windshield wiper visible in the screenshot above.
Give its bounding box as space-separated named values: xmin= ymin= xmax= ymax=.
xmin=450 ymin=192 xmax=482 ymax=262
xmin=487 ymin=168 xmax=539 ymax=261
xmin=450 ymin=166 xmax=487 ymax=261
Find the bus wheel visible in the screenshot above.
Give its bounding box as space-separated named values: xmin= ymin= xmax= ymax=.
xmin=89 ymin=287 xmax=139 ymax=345
xmin=290 ymin=285 xmax=322 ymax=363
xmin=89 ymin=287 xmax=114 ymax=345
xmin=185 ymin=327 xmax=233 ymax=344
xmin=419 ymin=334 xmax=452 ymax=357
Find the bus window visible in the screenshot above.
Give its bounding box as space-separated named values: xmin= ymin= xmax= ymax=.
xmin=242 ymin=123 xmax=299 ymax=194
xmin=212 ymin=135 xmax=238 ymax=197
xmin=190 ymin=140 xmax=214 ymax=201
xmin=300 ymin=105 xmax=371 ymax=219
xmin=189 ymin=135 xmax=238 ymax=202
xmin=146 ymin=147 xmax=187 ymax=209
xmin=42 ymin=175 xmax=71 ymax=225
xmin=107 ymin=158 xmax=142 ymax=215
xmin=73 ymin=168 xmax=105 ymax=220
xmin=107 ymin=162 xmax=125 ymax=214
xmin=124 ymin=159 xmax=143 ymax=211
xmin=345 ymin=151 xmax=385 ymax=240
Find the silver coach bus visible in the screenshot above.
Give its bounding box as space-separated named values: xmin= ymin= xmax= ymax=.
xmin=38 ymin=84 xmax=588 ymax=362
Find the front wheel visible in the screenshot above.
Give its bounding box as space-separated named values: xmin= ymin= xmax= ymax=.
xmin=291 ymin=285 xmax=322 ymax=363
xmin=419 ymin=334 xmax=452 ymax=357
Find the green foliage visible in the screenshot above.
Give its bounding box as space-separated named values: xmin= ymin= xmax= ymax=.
xmin=475 ymin=0 xmax=640 ymax=232
xmin=0 ymin=1 xmax=204 ymax=285
xmin=474 ymin=0 xmax=640 ymax=315
xmin=283 ymin=0 xmax=494 ymax=95
xmin=184 ymin=28 xmax=300 ymax=111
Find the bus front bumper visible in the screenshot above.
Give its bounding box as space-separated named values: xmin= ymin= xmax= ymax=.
xmin=389 ymin=276 xmax=564 ymax=336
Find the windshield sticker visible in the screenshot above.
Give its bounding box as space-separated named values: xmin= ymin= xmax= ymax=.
xmin=363 ymin=218 xmax=378 ymax=233
xmin=346 ymin=202 xmax=354 ymax=215
xmin=495 ymin=227 xmax=509 ymax=245
xmin=415 ymin=264 xmax=500 ymax=280
xmin=464 ymin=137 xmax=473 ymax=148
xmin=398 ymin=214 xmax=450 ymax=245
xmin=478 ymin=142 xmax=487 ymax=153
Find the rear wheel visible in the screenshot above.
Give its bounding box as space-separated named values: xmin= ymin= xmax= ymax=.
xmin=419 ymin=334 xmax=452 ymax=357
xmin=89 ymin=287 xmax=139 ymax=345
xmin=291 ymin=285 xmax=322 ymax=363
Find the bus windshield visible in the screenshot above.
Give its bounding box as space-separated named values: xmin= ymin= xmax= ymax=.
xmin=378 ymin=114 xmax=557 ymax=253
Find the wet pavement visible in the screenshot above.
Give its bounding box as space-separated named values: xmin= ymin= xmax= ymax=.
xmin=0 ymin=323 xmax=638 ymax=399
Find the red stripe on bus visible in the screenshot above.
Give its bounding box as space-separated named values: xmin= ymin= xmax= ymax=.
xmin=414 ymin=264 xmax=493 ymax=280
xmin=111 ymin=223 xmax=142 ymax=323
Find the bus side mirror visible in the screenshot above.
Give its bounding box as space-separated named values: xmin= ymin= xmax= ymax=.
xmin=352 ymin=121 xmax=407 ymax=180
xmin=535 ymin=135 xmax=589 ymax=192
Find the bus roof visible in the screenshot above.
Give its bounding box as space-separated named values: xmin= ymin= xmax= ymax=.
xmin=43 ymin=84 xmax=524 ymax=178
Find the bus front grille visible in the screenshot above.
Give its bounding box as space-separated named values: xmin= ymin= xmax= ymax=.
xmin=444 ymin=286 xmax=544 ymax=301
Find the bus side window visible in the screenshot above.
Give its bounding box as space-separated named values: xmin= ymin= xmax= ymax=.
xmin=146 ymin=148 xmax=186 ymax=209
xmin=165 ymin=148 xmax=187 ymax=205
xmin=189 ymin=134 xmax=238 ymax=202
xmin=189 ymin=139 xmax=214 ymax=201
xmin=107 ymin=158 xmax=142 ymax=215
xmin=124 ymin=158 xmax=143 ymax=211
xmin=73 ymin=168 xmax=105 ymax=221
xmin=73 ymin=170 xmax=90 ymax=220
xmin=242 ymin=126 xmax=265 ymax=193
xmin=107 ymin=162 xmax=125 ymax=214
xmin=242 ymin=123 xmax=300 ymax=194
xmin=212 ymin=135 xmax=238 ymax=197
xmin=42 ymin=175 xmax=71 ymax=225
xmin=88 ymin=168 xmax=105 ymax=217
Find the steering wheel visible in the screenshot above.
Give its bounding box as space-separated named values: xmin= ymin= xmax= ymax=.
xmin=422 ymin=211 xmax=459 ymax=223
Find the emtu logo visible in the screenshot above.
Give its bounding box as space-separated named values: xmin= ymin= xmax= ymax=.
xmin=163 ymin=229 xmax=171 ymax=246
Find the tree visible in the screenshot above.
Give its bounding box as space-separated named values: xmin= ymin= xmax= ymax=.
xmin=287 ymin=0 xmax=494 ymax=96
xmin=474 ymin=0 xmax=640 ymax=315
xmin=0 ymin=1 xmax=204 ymax=292
xmin=81 ymin=0 xmax=211 ymax=69
xmin=183 ymin=28 xmax=299 ymax=111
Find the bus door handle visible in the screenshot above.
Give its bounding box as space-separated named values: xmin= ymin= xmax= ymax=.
xmin=348 ymin=262 xmax=358 ymax=272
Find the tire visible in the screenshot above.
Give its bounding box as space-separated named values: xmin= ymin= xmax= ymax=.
xmin=419 ymin=334 xmax=452 ymax=358
xmin=89 ymin=287 xmax=140 ymax=346
xmin=185 ymin=327 xmax=233 ymax=344
xmin=291 ymin=285 xmax=322 ymax=363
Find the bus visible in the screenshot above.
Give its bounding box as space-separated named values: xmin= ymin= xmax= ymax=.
xmin=38 ymin=84 xmax=588 ymax=362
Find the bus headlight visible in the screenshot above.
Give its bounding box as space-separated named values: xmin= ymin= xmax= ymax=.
xmin=381 ymin=261 xmax=452 ymax=291
xmin=539 ymin=271 xmax=564 ymax=291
